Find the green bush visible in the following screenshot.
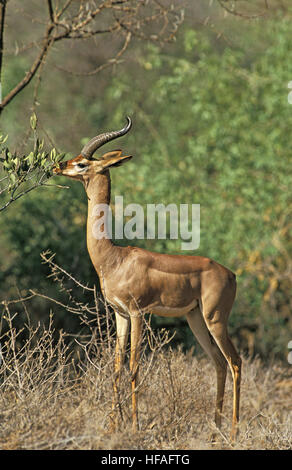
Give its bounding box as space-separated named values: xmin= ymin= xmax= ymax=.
xmin=1 ymin=17 xmax=291 ymax=359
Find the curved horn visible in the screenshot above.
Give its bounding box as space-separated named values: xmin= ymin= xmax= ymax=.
xmin=81 ymin=116 xmax=132 ymax=159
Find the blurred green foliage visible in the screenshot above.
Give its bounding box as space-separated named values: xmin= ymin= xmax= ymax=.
xmin=0 ymin=12 xmax=291 ymax=359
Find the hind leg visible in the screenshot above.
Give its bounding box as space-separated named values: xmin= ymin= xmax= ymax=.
xmin=186 ymin=307 xmax=228 ymax=429
xmin=202 ymin=306 xmax=241 ymax=440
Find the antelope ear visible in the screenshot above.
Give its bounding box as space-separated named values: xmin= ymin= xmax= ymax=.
xmin=100 ymin=150 xmax=122 ymax=160
xmin=99 ymin=151 xmax=133 ymax=170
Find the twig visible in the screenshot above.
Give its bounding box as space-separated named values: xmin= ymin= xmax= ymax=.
xmin=217 ymin=0 xmax=268 ymax=19
xmin=0 ymin=293 xmax=36 ymax=306
xmin=40 ymin=250 xmax=95 ymax=292
xmin=0 ymin=0 xmax=7 ymax=100
xmin=47 ymin=0 xmax=55 ymax=23
xmin=54 ymin=30 xmax=131 ymax=76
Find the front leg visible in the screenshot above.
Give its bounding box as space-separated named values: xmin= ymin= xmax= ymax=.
xmin=111 ymin=311 xmax=129 ymax=430
xmin=130 ymin=313 xmax=143 ymax=431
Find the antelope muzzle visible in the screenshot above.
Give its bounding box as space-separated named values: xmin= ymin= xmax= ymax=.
xmin=53 ymin=161 xmax=67 ymax=174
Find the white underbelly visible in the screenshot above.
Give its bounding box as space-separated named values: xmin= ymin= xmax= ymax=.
xmin=109 ymin=296 xmax=198 ymax=319
xmin=150 ymin=299 xmax=198 ymax=318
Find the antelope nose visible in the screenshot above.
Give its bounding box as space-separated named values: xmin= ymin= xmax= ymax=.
xmin=53 ymin=161 xmax=67 ymax=173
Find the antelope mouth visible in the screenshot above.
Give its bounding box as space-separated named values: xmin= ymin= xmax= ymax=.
xmin=53 ymin=166 xmax=61 ymax=174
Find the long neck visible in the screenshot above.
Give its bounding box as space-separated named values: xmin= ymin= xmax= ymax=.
xmin=85 ymin=171 xmax=120 ymax=278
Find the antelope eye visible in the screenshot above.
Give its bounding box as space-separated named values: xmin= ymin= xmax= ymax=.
xmin=77 ymin=163 xmax=87 ymax=169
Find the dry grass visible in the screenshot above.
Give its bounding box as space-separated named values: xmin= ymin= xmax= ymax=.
xmin=0 ymin=308 xmax=291 ymax=451
xmin=1 ymin=254 xmax=290 ymax=450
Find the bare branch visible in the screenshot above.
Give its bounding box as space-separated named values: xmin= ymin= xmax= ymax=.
xmin=40 ymin=250 xmax=95 ymax=293
xmin=0 ymin=24 xmax=55 ymax=112
xmin=0 ymin=293 xmax=36 ymax=306
xmin=0 ymin=1 xmax=183 ymax=114
xmin=47 ymin=0 xmax=55 ymax=23
xmin=55 ymin=0 xmax=73 ymax=20
xmin=55 ymin=30 xmax=131 ymax=76
xmin=0 ymin=0 xmax=7 ymax=94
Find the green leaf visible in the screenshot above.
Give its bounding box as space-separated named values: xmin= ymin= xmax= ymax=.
xmin=50 ymin=148 xmax=57 ymax=162
xmin=30 ymin=113 xmax=37 ymax=130
xmin=9 ymin=173 xmax=16 ymax=185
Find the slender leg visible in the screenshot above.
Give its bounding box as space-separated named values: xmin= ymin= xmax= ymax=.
xmin=111 ymin=311 xmax=129 ymax=430
xmin=227 ymin=335 xmax=241 ymax=440
xmin=186 ymin=307 xmax=227 ymax=429
xmin=203 ymin=312 xmax=241 ymax=440
xmin=129 ymin=313 xmax=142 ymax=431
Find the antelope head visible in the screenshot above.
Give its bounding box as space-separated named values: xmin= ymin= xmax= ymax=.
xmin=53 ymin=117 xmax=132 ymax=181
